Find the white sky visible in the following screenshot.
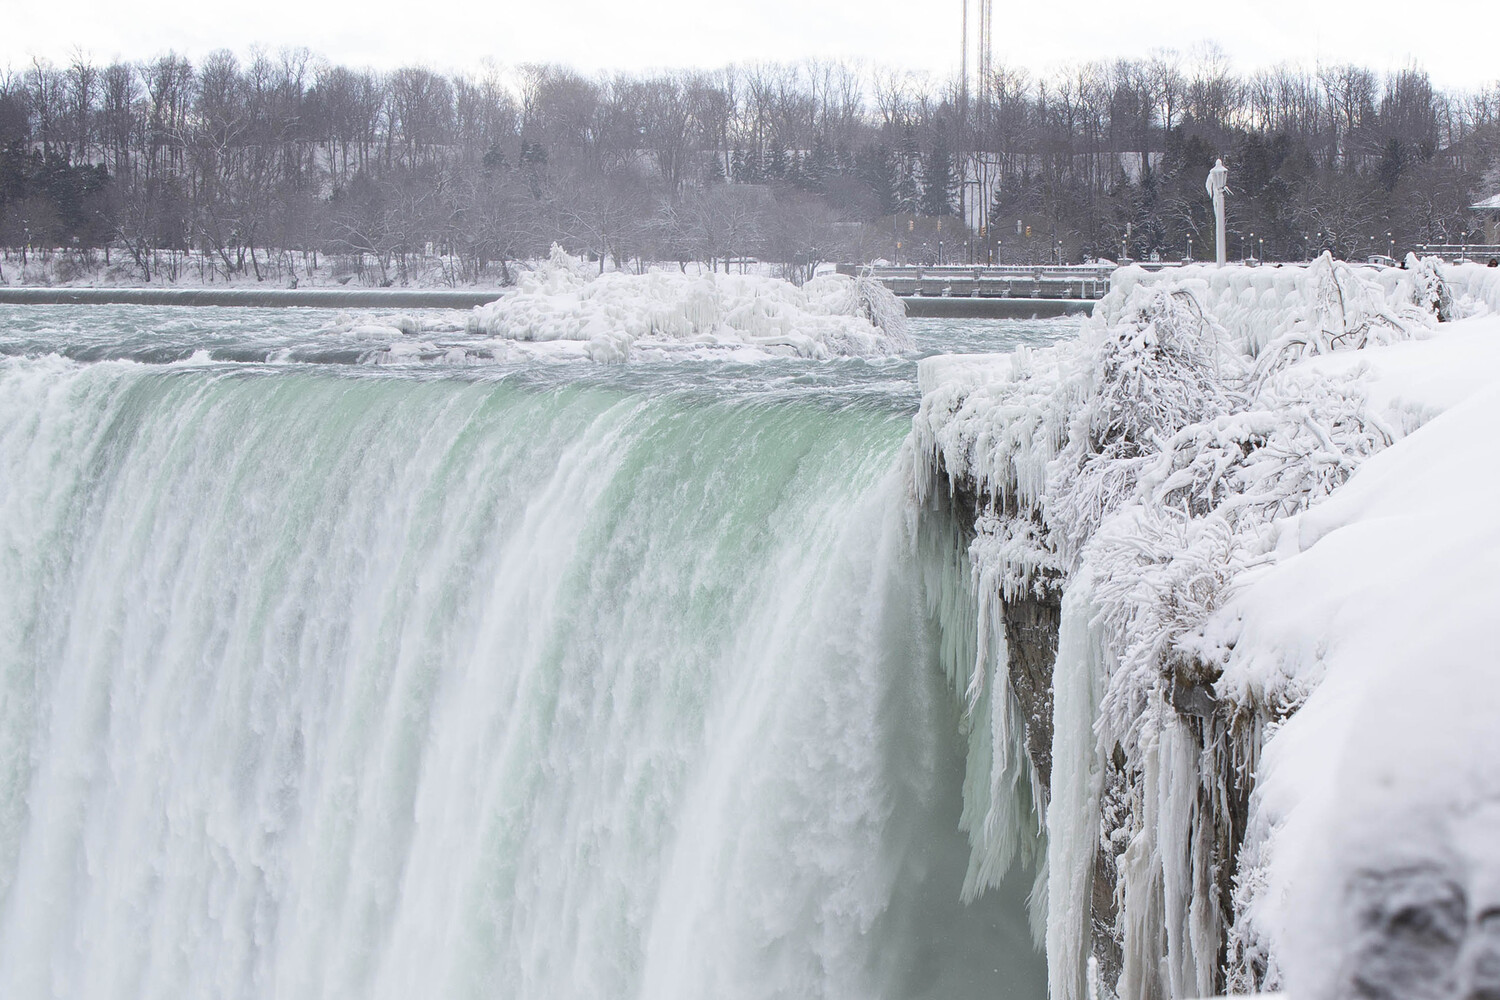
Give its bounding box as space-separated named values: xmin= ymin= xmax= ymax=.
xmin=5 ymin=0 xmax=1498 ymax=91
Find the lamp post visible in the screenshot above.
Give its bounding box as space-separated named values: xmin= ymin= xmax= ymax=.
xmin=1206 ymin=158 xmax=1229 ymax=264
xmin=1258 ymin=237 xmax=1264 ymax=261
xmin=1187 ymin=236 xmax=1193 ymax=262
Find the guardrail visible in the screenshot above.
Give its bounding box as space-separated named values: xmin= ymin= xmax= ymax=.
xmin=1414 ymin=244 xmax=1500 ymax=261
xmin=860 ymin=265 xmax=1117 ymax=301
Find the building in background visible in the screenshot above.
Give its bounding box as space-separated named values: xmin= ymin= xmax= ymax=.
xmin=1473 ymin=193 xmax=1500 ymax=244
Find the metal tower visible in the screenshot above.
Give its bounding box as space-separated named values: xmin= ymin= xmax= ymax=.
xmin=961 ymin=0 xmax=995 ymax=256
xmin=960 ymin=0 xmax=993 ymax=127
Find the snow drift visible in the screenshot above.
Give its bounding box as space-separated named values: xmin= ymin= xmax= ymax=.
xmin=468 ymin=245 xmax=912 ymax=362
xmin=908 ymin=253 xmax=1500 ymax=999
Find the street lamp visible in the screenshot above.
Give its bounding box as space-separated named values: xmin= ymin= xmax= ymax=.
xmin=1187 ymin=235 xmax=1193 ymax=262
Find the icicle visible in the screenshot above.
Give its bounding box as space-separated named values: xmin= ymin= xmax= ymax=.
xmin=1045 ymin=572 xmax=1108 ymax=1000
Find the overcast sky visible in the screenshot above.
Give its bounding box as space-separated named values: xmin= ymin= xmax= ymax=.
xmin=6 ymin=0 xmax=1498 ymax=90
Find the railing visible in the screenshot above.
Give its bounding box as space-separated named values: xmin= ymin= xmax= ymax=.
xmin=860 ymin=264 xmax=1118 ymax=301
xmin=1414 ymin=244 xmax=1500 ymax=261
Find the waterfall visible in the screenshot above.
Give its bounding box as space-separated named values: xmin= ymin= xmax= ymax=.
xmin=0 ymin=355 xmax=1043 ymax=1000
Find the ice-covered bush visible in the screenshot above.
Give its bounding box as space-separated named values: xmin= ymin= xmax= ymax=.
xmin=1403 ymin=253 xmax=1455 ymax=321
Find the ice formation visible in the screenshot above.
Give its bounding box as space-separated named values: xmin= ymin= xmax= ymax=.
xmin=909 ymin=252 xmax=1500 ymax=998
xmin=318 ymin=310 xmax=428 ymax=339
xmin=468 ymin=245 xmax=912 ymax=362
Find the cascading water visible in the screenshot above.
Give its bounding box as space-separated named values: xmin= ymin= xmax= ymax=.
xmin=0 ymin=308 xmax=1070 ymax=1000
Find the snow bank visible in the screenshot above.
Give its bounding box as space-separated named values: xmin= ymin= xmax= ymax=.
xmin=468 ymin=245 xmax=911 ymax=362
xmin=908 ymin=255 xmax=1499 ymax=999
xmin=1216 ymin=315 xmax=1500 ymax=1000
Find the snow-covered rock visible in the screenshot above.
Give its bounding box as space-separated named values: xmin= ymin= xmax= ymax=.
xmin=467 ymin=245 xmax=911 ymax=362
xmin=319 ymin=310 xmax=427 ymax=339
xmin=908 ymin=255 xmax=1500 ymax=1000
xmin=1219 ymin=314 xmax=1500 ymax=1000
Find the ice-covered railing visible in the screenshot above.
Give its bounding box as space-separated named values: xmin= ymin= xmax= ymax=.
xmin=1440 ymin=260 xmax=1500 ymax=315
xmin=1101 ymin=255 xmax=1435 ymax=356
xmin=467 ymin=245 xmax=911 ymax=362
xmin=907 ymin=253 xmax=1456 ymax=1000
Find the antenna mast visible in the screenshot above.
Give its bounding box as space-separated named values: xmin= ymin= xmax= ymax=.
xmin=979 ymin=0 xmax=992 ymax=126
xmin=961 ymin=0 xmax=995 ymax=245
xmin=960 ymin=0 xmax=970 ymax=128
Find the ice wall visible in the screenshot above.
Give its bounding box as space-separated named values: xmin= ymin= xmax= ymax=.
xmin=908 ymin=253 xmax=1492 ymax=999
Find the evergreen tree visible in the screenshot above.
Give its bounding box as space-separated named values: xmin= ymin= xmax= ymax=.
xmin=1378 ymin=137 xmax=1407 ymax=193
xmin=895 ymin=122 xmax=921 ymax=215
xmin=765 ymin=142 xmax=790 ymax=183
xmin=855 ymin=143 xmax=898 ymax=218
xmin=920 ymin=128 xmax=956 ymax=217
xmin=798 ymin=133 xmax=831 ymax=195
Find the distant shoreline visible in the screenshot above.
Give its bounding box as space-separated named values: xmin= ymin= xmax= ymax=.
xmin=0 ymin=287 xmax=504 ymax=309
xmin=0 ymin=286 xmax=1093 ymax=318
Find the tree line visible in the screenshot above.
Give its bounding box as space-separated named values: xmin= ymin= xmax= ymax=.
xmin=2 ymin=45 xmax=1499 ymax=283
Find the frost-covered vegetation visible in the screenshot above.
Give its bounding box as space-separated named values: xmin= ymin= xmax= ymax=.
xmin=468 ymin=245 xmax=911 ymax=362
xmin=910 ymin=254 xmax=1500 ymax=999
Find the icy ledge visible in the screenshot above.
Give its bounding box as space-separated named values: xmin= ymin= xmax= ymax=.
xmin=908 ymin=254 xmax=1500 ymax=1000
xmin=466 ymin=245 xmax=912 ymax=362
